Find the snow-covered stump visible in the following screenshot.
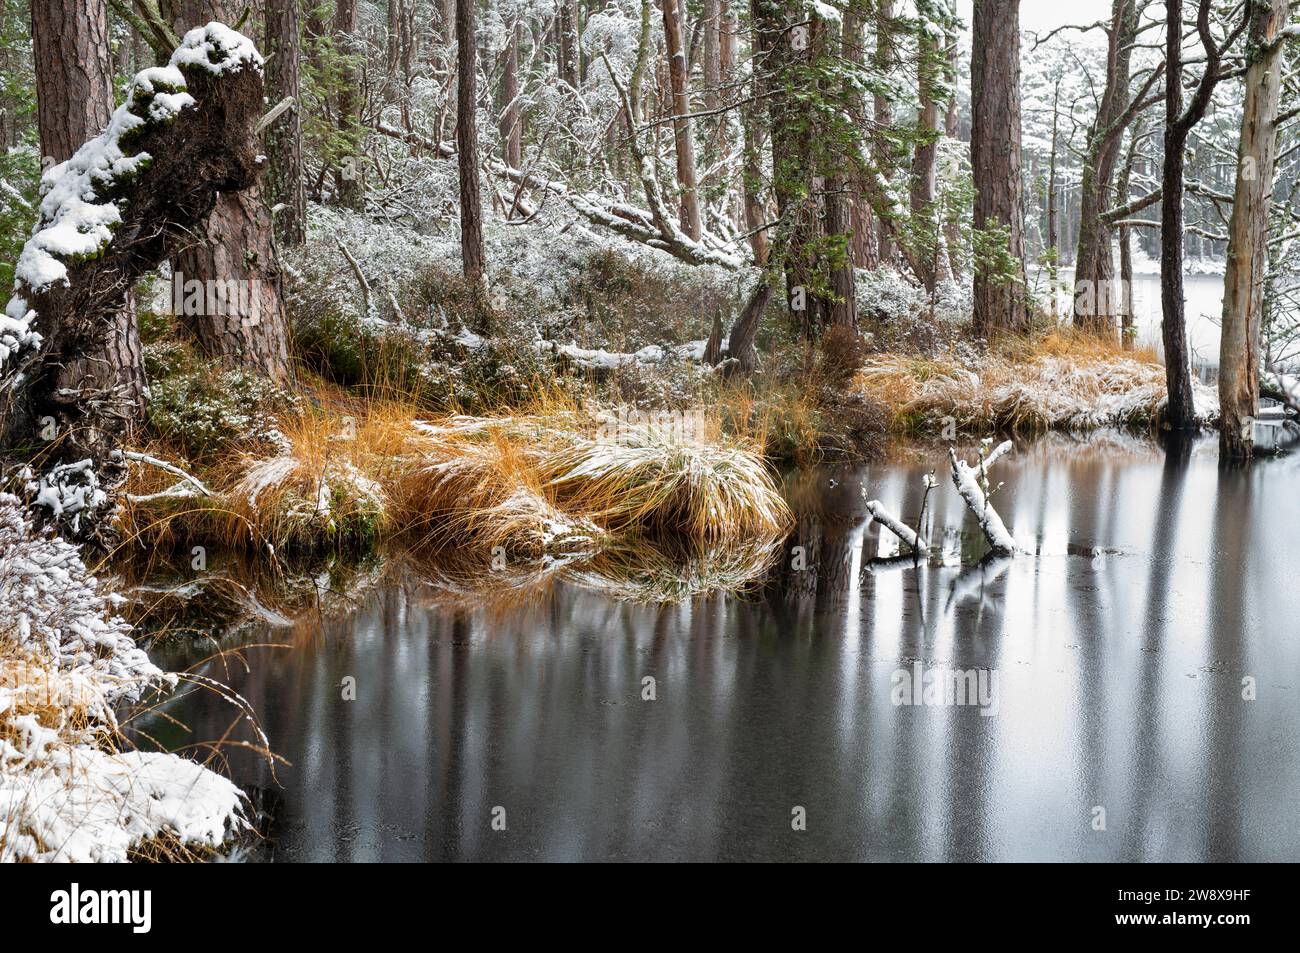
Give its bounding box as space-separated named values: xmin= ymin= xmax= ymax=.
xmin=948 ymin=440 xmax=1017 ymax=557
xmin=0 ymin=24 xmax=266 ymax=542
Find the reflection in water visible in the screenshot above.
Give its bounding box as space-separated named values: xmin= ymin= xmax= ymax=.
xmin=136 ymin=433 xmax=1300 ymax=861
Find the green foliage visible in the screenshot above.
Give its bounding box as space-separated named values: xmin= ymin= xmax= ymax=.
xmin=0 ymin=0 xmax=37 ymax=293
xmin=971 ymin=221 xmax=1025 ymax=290
xmin=144 ymin=336 xmax=299 ymax=461
xmin=300 ymin=4 xmax=367 ymax=186
xmin=0 ymin=142 xmax=38 ymax=294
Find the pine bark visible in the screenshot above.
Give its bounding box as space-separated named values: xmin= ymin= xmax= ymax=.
xmin=1219 ymin=0 xmax=1290 ymax=459
xmin=1071 ymin=0 xmax=1139 ymax=336
xmin=742 ymin=2 xmax=769 ymax=265
xmin=872 ymin=0 xmax=896 ymax=264
xmin=168 ymin=0 xmax=291 ymax=383
xmin=970 ymin=0 xmax=1029 ymax=336
xmin=909 ymin=7 xmax=943 ymax=292
xmin=661 ymin=0 xmax=702 ymax=239
xmin=333 ymin=0 xmax=364 ymax=209
xmin=702 ymin=0 xmax=722 ymax=111
xmin=499 ymin=21 xmax=522 ymax=169
xmin=265 ymin=0 xmax=307 ymax=247
xmin=31 ymin=0 xmax=146 ymax=425
xmin=456 ymin=0 xmax=486 ymax=286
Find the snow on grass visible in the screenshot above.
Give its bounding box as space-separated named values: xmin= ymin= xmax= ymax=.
xmin=856 ymin=336 xmax=1221 ymax=434
xmin=0 ymin=494 xmax=245 ymax=862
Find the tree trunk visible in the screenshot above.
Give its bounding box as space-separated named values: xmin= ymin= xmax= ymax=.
xmin=1161 ymin=0 xmax=1221 ymax=432
xmin=872 ymin=0 xmax=896 ymax=264
xmin=702 ymin=0 xmax=722 ymax=111
xmin=661 ymin=0 xmax=702 ymax=240
xmin=1046 ymin=78 xmax=1060 ymax=315
xmin=31 ymin=0 xmax=147 ymax=428
xmin=3 ymin=26 xmax=265 ymax=540
xmin=909 ymin=4 xmax=943 ymax=292
xmin=168 ymin=0 xmax=291 ymax=384
xmin=826 ymin=176 xmax=858 ymax=327
xmin=1219 ymin=0 xmax=1289 ymax=459
xmin=559 ymin=0 xmax=579 ymax=89
xmin=265 ymin=0 xmax=306 ymax=247
xmin=727 ymin=278 xmax=773 ymax=376
xmin=1071 ymin=0 xmax=1138 ymax=336
xmin=1117 ymin=118 xmax=1143 ymax=349
xmin=741 ymin=3 xmax=769 ymax=265
xmin=757 ymin=0 xmax=829 ymax=331
xmin=333 ymin=0 xmax=363 ymax=209
xmin=970 ymin=0 xmax=1029 ymax=336
xmin=499 ymin=20 xmax=522 ymax=170
xmin=942 ymin=26 xmax=962 ymax=278
xmin=456 ymin=0 xmax=486 ymax=287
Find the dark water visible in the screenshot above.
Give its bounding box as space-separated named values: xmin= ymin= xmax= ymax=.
xmin=138 ymin=433 xmax=1300 ymax=861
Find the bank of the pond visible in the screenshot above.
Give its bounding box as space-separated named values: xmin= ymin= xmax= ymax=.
xmin=119 ymin=402 xmax=792 ymax=566
xmin=853 ymin=331 xmax=1220 ymax=435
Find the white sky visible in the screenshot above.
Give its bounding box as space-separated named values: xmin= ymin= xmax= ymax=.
xmin=953 ymin=0 xmax=1115 ymax=35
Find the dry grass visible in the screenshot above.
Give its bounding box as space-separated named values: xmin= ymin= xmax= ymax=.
xmin=542 ymin=431 xmax=790 ymax=542
xmin=118 ymin=388 xmax=792 ymax=570
xmin=853 ymin=330 xmax=1194 ymax=435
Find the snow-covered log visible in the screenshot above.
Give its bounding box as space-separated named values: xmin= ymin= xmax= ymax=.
xmin=865 ymin=499 xmax=929 ymax=553
xmin=948 ymin=441 xmax=1017 ymax=556
xmin=0 ymin=24 xmax=266 ymax=542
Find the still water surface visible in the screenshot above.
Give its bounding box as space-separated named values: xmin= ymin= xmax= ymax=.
xmin=140 ymin=433 xmax=1300 ymax=861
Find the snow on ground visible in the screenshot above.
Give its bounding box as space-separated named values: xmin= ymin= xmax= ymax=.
xmin=0 ymin=494 xmax=246 ymax=862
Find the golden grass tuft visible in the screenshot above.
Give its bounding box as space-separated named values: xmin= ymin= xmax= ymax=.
xmin=119 ymin=388 xmax=790 ymax=571
xmin=854 ymin=329 xmax=1176 ymax=435
xmin=542 ymin=430 xmax=791 ymax=542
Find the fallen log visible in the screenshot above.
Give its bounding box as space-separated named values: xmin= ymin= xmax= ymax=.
xmin=949 ymin=440 xmax=1017 ymax=556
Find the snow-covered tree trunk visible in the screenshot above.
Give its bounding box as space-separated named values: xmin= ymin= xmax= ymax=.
xmin=949 ymin=442 xmax=1016 ymax=556
xmin=2 ymin=25 xmax=267 ymax=542
xmin=661 ymin=0 xmax=702 ymax=240
xmin=32 ymin=0 xmax=147 ymax=427
xmin=558 ymin=0 xmax=580 ymax=89
xmin=165 ymin=1 xmax=291 ymax=384
xmin=1220 ymin=0 xmax=1290 ymax=460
